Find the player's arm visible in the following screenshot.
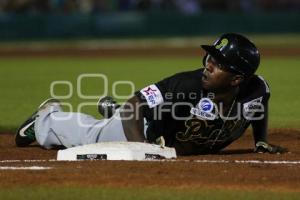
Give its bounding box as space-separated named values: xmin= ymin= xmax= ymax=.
xmin=251 ymin=102 xmax=268 ymax=143
xmin=251 ymin=100 xmax=287 ymax=154
xmin=121 ymin=73 xmax=179 ymax=143
xmin=120 ymin=96 xmax=146 ymax=142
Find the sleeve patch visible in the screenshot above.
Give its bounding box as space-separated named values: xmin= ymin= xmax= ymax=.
xmin=140 ymin=84 xmax=164 ymax=108
xmin=243 ymin=97 xmax=263 ymax=113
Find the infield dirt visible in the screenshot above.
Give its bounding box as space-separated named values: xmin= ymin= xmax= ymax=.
xmin=0 ymin=129 xmax=299 ymax=191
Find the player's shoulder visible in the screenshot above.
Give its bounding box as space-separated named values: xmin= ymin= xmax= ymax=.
xmin=168 ymin=68 xmax=203 ymax=86
xmin=238 ymin=74 xmax=270 ymax=102
xmin=170 ymin=68 xmax=203 ymax=81
xmin=157 ymin=68 xmax=203 ymax=91
xmin=250 ymin=75 xmax=270 ymax=94
xmin=176 ymin=68 xmax=204 ymax=88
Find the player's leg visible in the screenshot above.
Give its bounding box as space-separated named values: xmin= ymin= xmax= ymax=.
xmin=34 ymin=103 xmax=109 ymax=149
xmin=15 ymin=98 xmax=61 ymax=147
xmin=96 ymin=108 xmax=127 ymax=142
xmin=15 ymin=98 xmax=128 ymax=149
xmin=96 ymin=95 xmax=150 ymax=142
xmin=16 ymin=98 xmax=104 ymax=148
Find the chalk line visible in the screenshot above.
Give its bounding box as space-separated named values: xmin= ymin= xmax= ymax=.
xmin=0 ymin=159 xmax=56 ymax=163
xmin=0 ymin=159 xmax=300 ymax=165
xmin=0 ymin=166 xmax=52 ymax=170
xmin=193 ymin=160 xmax=300 ymax=165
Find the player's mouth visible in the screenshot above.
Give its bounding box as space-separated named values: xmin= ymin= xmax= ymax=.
xmin=202 ymin=72 xmax=211 ymax=89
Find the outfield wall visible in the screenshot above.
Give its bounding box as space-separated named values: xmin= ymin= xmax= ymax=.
xmin=0 ymin=12 xmax=299 ymax=40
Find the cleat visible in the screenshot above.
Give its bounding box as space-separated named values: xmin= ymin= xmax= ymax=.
xmin=15 ymin=112 xmax=37 ymax=147
xmin=15 ymin=98 xmax=60 ymax=147
xmin=38 ymin=98 xmax=60 ymax=110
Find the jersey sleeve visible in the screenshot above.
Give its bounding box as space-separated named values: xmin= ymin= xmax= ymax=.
xmin=135 ymin=73 xmax=180 ymax=104
xmin=134 ymin=73 xmax=185 ymax=142
xmin=134 ymin=73 xmax=180 ymax=121
xmin=135 ymin=70 xmax=188 ymax=114
xmin=242 ymin=75 xmax=270 ymax=119
xmin=247 ymin=76 xmax=271 ymax=143
xmin=255 ymin=75 xmax=270 ymax=118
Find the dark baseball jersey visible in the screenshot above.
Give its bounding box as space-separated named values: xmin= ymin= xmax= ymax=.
xmin=135 ymin=68 xmax=270 ymax=155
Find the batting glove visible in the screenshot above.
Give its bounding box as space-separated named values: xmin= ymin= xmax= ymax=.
xmin=254 ymin=141 xmax=288 ymax=154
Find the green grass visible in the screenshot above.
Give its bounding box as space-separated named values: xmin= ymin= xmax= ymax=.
xmin=0 ymin=34 xmax=299 ymax=49
xmin=0 ymin=186 xmax=299 ymax=200
xmin=0 ymin=57 xmax=198 ymax=131
xmin=0 ymin=56 xmax=299 ymax=131
xmin=258 ymin=58 xmax=300 ymax=128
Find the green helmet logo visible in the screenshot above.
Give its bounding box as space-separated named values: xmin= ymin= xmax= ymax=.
xmin=215 ymin=38 xmax=229 ymax=50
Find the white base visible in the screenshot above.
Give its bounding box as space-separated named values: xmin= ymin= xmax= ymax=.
xmin=57 ymin=142 xmax=177 ymax=161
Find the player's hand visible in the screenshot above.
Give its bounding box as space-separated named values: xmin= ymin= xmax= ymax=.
xmin=155 ymin=136 xmax=165 ymax=148
xmin=98 ymin=96 xmax=120 ymax=118
xmin=254 ymin=141 xmax=288 ymax=154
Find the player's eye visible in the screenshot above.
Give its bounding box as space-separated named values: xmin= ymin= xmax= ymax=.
xmin=206 ymin=55 xmax=224 ymax=70
xmin=206 ymin=55 xmax=217 ymax=66
xmin=215 ymin=63 xmax=226 ymax=71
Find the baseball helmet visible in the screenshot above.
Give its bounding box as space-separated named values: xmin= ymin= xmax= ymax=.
xmin=201 ymin=33 xmax=260 ymax=77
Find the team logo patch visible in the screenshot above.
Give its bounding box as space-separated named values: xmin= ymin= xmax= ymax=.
xmin=191 ymin=98 xmax=216 ymax=120
xmin=140 ymin=84 xmax=164 ymax=108
xmin=199 ymin=98 xmax=214 ymax=112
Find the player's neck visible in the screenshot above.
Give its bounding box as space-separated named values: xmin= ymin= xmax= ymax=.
xmin=213 ymin=86 xmax=239 ymax=106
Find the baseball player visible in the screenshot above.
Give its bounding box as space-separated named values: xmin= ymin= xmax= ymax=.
xmin=15 ymin=33 xmax=286 ymax=155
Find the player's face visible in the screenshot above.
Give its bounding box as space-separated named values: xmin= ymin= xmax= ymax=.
xmin=202 ymin=55 xmax=237 ymax=91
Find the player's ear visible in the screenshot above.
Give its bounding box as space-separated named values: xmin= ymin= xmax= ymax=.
xmin=231 ymin=75 xmax=244 ymax=86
